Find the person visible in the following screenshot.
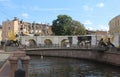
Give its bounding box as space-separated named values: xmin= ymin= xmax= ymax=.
xmin=13 ymin=40 xmax=19 ymax=47
xmin=25 ymin=40 xmax=29 ymax=48
xmin=66 ymin=43 xmax=70 ymax=47
xmin=1 ymin=41 xmax=5 ymax=49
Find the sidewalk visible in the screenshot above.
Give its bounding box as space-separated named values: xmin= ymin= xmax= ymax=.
xmin=0 ymin=47 xmax=25 ymax=77
xmin=0 ymin=61 xmax=10 ymax=77
xmin=0 ymin=50 xmax=5 ymax=52
xmin=0 ymin=49 xmax=11 ymax=77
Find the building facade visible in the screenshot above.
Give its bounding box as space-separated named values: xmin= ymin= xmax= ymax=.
xmin=2 ymin=17 xmax=53 ymax=41
xmin=109 ymin=15 xmax=120 ymax=35
xmin=0 ymin=26 xmax=2 ymax=42
xmin=2 ymin=17 xmax=19 ymax=41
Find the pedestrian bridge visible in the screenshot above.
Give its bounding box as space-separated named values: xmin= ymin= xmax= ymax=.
xmin=25 ymin=47 xmax=120 ymax=66
xmin=20 ymin=35 xmax=120 ymax=49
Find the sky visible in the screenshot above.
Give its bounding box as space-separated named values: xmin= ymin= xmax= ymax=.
xmin=0 ymin=0 xmax=120 ymax=31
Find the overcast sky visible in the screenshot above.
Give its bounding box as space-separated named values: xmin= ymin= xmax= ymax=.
xmin=0 ymin=0 xmax=120 ymax=31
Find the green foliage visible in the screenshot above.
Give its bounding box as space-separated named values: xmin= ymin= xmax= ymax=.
xmin=52 ymin=15 xmax=86 ymax=35
xmin=52 ymin=15 xmax=72 ymax=35
xmin=72 ymin=20 xmax=86 ymax=35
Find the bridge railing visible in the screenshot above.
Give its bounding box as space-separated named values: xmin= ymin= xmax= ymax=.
xmin=27 ymin=44 xmax=94 ymax=49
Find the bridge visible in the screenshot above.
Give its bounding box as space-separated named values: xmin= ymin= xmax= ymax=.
xmin=20 ymin=35 xmax=120 ymax=48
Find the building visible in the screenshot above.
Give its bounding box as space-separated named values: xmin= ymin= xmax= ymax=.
xmin=109 ymin=15 xmax=120 ymax=35
xmin=86 ymin=29 xmax=107 ymax=35
xmin=19 ymin=21 xmax=53 ymax=36
xmin=0 ymin=26 xmax=2 ymax=42
xmin=86 ymin=30 xmax=96 ymax=35
xmin=2 ymin=17 xmax=19 ymax=41
xmin=95 ymin=30 xmax=107 ymax=35
xmin=2 ymin=17 xmax=53 ymax=41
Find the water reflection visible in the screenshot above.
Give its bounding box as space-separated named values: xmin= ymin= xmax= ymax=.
xmin=28 ymin=56 xmax=120 ymax=77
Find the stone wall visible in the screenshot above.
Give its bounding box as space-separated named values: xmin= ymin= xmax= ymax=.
xmin=25 ymin=48 xmax=120 ymax=66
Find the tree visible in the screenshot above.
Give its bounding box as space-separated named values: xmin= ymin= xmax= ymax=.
xmin=52 ymin=15 xmax=72 ymax=35
xmin=72 ymin=20 xmax=86 ymax=35
xmin=52 ymin=14 xmax=86 ymax=35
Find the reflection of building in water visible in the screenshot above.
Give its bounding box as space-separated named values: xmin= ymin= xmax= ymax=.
xmin=2 ymin=17 xmax=53 ymax=41
xmin=109 ymin=15 xmax=120 ymax=35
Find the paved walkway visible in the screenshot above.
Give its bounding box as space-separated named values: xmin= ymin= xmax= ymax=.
xmin=0 ymin=50 xmax=5 ymax=52
xmin=0 ymin=61 xmax=9 ymax=77
xmin=0 ymin=47 xmax=24 ymax=77
xmin=0 ymin=50 xmax=11 ymax=77
xmin=0 ymin=53 xmax=10 ymax=61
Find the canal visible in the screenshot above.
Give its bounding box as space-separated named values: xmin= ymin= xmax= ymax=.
xmin=28 ymin=56 xmax=120 ymax=77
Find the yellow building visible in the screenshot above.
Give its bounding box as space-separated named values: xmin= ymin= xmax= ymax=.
xmin=109 ymin=15 xmax=120 ymax=35
xmin=2 ymin=17 xmax=19 ymax=41
xmin=0 ymin=26 xmax=2 ymax=41
xmin=2 ymin=17 xmax=53 ymax=41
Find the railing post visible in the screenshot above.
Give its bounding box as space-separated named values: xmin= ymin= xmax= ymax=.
xmin=21 ymin=56 xmax=30 ymax=77
xmin=9 ymin=51 xmax=30 ymax=77
xmin=9 ymin=57 xmax=18 ymax=77
xmin=14 ymin=59 xmax=25 ymax=77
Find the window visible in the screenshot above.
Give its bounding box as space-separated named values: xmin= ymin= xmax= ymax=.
xmin=118 ymin=19 xmax=119 ymax=26
xmin=115 ymin=20 xmax=117 ymax=26
xmin=8 ymin=26 xmax=10 ymax=30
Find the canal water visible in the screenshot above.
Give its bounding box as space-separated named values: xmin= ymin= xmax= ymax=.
xmin=28 ymin=56 xmax=120 ymax=77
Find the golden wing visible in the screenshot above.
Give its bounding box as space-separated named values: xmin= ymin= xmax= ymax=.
xmin=8 ymin=31 xmax=16 ymax=41
xmin=103 ymin=35 xmax=107 ymax=44
xmin=110 ymin=35 xmax=114 ymax=43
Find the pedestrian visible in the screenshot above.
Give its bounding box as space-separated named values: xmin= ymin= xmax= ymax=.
xmin=1 ymin=41 xmax=5 ymax=49
xmin=25 ymin=40 xmax=29 ymax=48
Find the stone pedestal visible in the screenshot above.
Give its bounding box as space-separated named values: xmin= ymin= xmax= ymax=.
xmin=9 ymin=51 xmax=30 ymax=77
xmin=9 ymin=57 xmax=18 ymax=77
